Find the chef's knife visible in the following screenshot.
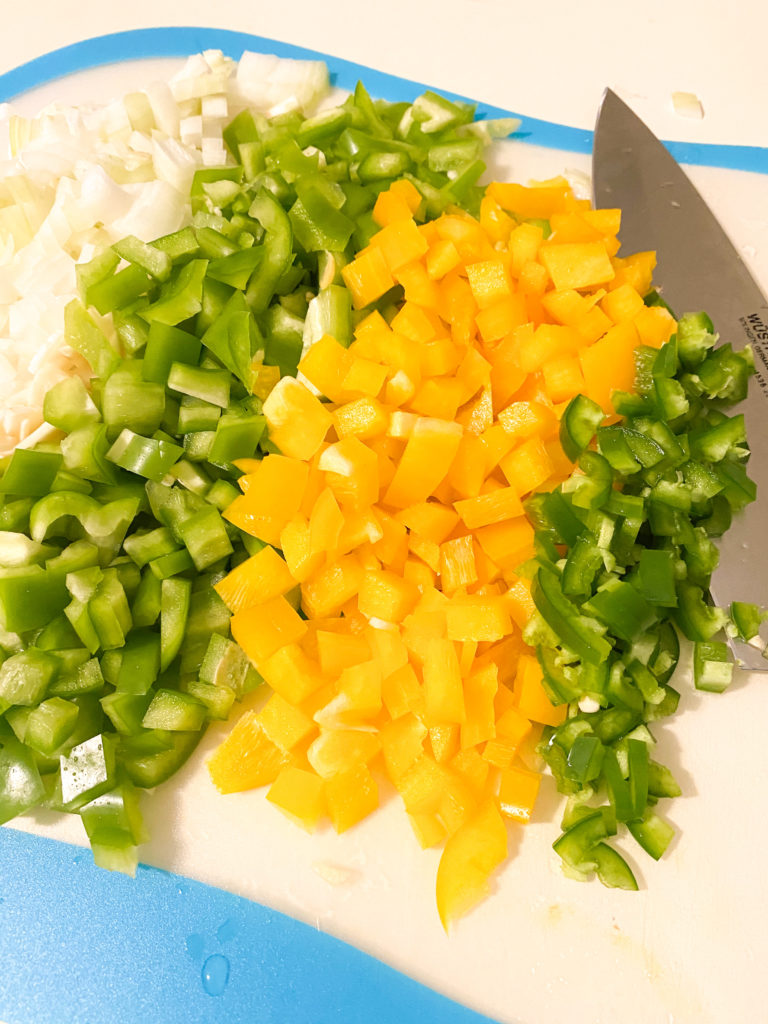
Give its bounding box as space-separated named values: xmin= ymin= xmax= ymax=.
xmin=592 ymin=88 xmax=768 ymax=670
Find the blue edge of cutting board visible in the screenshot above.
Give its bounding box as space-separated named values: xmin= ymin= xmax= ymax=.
xmin=0 ymin=25 xmax=766 ymax=1024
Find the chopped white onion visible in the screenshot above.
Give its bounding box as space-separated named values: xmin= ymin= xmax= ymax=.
xmin=0 ymin=48 xmax=332 ymax=454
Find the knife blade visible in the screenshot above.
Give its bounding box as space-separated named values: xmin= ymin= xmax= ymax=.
xmin=592 ymin=88 xmax=768 ymax=669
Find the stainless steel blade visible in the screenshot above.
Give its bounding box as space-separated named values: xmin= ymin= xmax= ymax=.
xmin=593 ymin=88 xmax=768 ymax=669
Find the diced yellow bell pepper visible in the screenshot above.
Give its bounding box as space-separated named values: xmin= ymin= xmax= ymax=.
xmin=267 ymin=765 xmax=326 ymax=832
xmin=514 ymin=653 xmax=567 ymax=727
xmin=438 ymin=535 xmax=477 ymax=595
xmin=358 ymin=568 xmax=420 ymax=624
xmin=342 ymin=245 xmax=396 ymax=309
xmin=259 ymin=643 xmax=326 ymax=705
xmin=425 ymin=238 xmax=462 ymax=280
xmin=257 ymin=692 xmax=317 ymax=752
xmin=460 ymin=662 xmax=499 ymax=750
xmin=214 ymin=545 xmax=296 ymax=613
xmin=437 ymin=770 xmax=480 ymax=837
xmin=264 ymin=376 xmax=333 ymax=459
xmin=333 ymin=396 xmax=389 ymax=441
xmin=314 ymin=659 xmax=382 ymax=727
xmin=307 ymin=727 xmax=381 ymax=779
xmin=499 ymin=435 xmax=554 ymax=497
xmin=208 ymin=711 xmax=292 ymax=794
xmin=315 ymin=629 xmax=371 ymax=677
xmin=423 ymin=637 xmax=465 ymax=725
xmin=541 ymin=354 xmax=587 ymax=405
xmin=280 ymin=514 xmax=323 ymax=583
xmin=231 ymin=595 xmax=308 ymax=667
xmin=318 ymin=437 xmax=380 ymax=510
xmin=381 ymin=662 xmax=423 ymax=720
xmin=435 ymin=798 xmax=508 ymax=930
xmin=633 ymin=305 xmax=676 ymax=348
xmin=474 ymin=294 xmax=527 ymax=344
xmin=453 ymin=487 xmax=524 ymax=530
xmin=538 ymin=241 xmax=615 ymax=291
xmin=579 ymin=320 xmax=640 ymax=413
xmin=409 ymin=811 xmax=448 ymax=849
xmin=326 ymin=762 xmax=379 ymax=833
xmin=409 ymin=378 xmax=465 ymax=421
xmin=600 ymin=282 xmax=646 ymax=323
xmin=498 ymin=764 xmax=541 ymax=823
xmin=223 ymin=454 xmax=309 ymax=547
xmin=380 ymin=712 xmax=428 ymax=783
xmin=384 ymin=417 xmax=463 ymax=509
xmin=465 ymin=259 xmax=511 ymax=309
xmin=451 ymin=747 xmax=491 ymax=795
xmin=298 ymin=333 xmax=353 ymax=403
xmin=429 ymin=723 xmax=460 ymax=764
xmin=474 ymin=518 xmax=535 ymax=572
xmin=396 ymin=753 xmax=448 ymax=814
xmin=301 ymin=554 xmax=364 ymax=619
xmin=308 ymin=487 xmax=345 ymax=556
xmin=488 ymin=179 xmax=575 ymax=218
xmin=371 ymin=217 xmax=429 ymax=273
xmin=341 ymin=355 xmax=389 ymax=399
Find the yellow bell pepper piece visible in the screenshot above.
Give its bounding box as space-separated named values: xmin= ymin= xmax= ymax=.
xmin=326 ymin=762 xmax=379 ymax=833
xmin=208 ymin=712 xmax=293 ymax=794
xmin=231 ymin=595 xmax=308 ymax=667
xmin=498 ymin=765 xmax=542 ymax=823
xmin=267 ymin=765 xmax=326 ymax=832
xmin=435 ymin=798 xmax=508 ymax=930
xmin=423 ymin=637 xmax=465 ymax=725
xmin=213 ymin=545 xmax=296 ymax=613
xmin=263 ymin=376 xmax=333 ymax=460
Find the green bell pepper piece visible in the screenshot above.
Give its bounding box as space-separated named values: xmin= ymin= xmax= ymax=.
xmin=142 ymin=689 xmax=207 ymax=731
xmin=106 ymin=430 xmax=184 ymax=482
xmin=121 ymin=729 xmax=201 ymax=789
xmin=142 ymin=322 xmax=201 ymax=384
xmin=0 ymin=648 xmax=60 ymax=706
xmin=87 ymin=263 xmax=152 ymax=315
xmin=0 ymin=729 xmax=45 ymax=824
xmin=199 ymin=633 xmax=261 ymax=697
xmin=245 ymin=189 xmax=293 ymax=312
xmin=48 ymin=657 xmax=104 ymax=698
xmin=558 ymin=394 xmax=604 ymax=461
xmin=591 ymin=842 xmax=638 ymax=890
xmin=43 ymin=376 xmax=101 ymax=433
xmin=112 ymin=234 xmax=172 ymax=282
xmin=676 ymin=311 xmax=717 ymax=369
xmin=59 ymin=733 xmax=117 ymax=810
xmin=532 ymin=566 xmax=612 ymax=665
xmin=140 ymin=259 xmax=208 ymax=326
xmin=628 ymin=809 xmax=675 ymax=860
xmin=160 ymin=577 xmax=192 ymax=672
xmin=583 ymin=577 xmax=657 ymax=642
xmin=102 ymin=363 xmax=167 ymax=438
xmin=64 ymin=299 xmax=120 ymax=379
xmin=693 ymin=639 xmax=734 ymax=692
xmin=553 ymin=807 xmax=617 ymax=872
xmin=22 ymin=696 xmax=80 ymax=755
xmin=0 ymin=448 xmax=62 ymax=497
xmin=167 ymin=363 xmax=231 ymax=408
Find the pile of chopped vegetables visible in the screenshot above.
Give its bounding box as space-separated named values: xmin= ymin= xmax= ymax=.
xmin=0 ymin=51 xmax=762 ymax=927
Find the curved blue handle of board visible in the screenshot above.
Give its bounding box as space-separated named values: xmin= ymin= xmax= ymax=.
xmin=0 ymin=25 xmax=766 ymax=173
xmin=0 ymin=829 xmax=506 ymax=1024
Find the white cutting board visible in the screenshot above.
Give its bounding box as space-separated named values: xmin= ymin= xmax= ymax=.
xmin=1 ymin=17 xmax=767 ymax=1024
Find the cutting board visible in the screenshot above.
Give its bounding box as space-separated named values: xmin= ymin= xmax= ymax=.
xmin=1 ymin=27 xmax=767 ymax=1024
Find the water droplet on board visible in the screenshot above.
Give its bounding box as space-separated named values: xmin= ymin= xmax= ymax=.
xmin=201 ymin=953 xmax=230 ymax=997
xmin=185 ymin=933 xmax=206 ymax=960
xmin=216 ymin=918 xmax=237 ymax=944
